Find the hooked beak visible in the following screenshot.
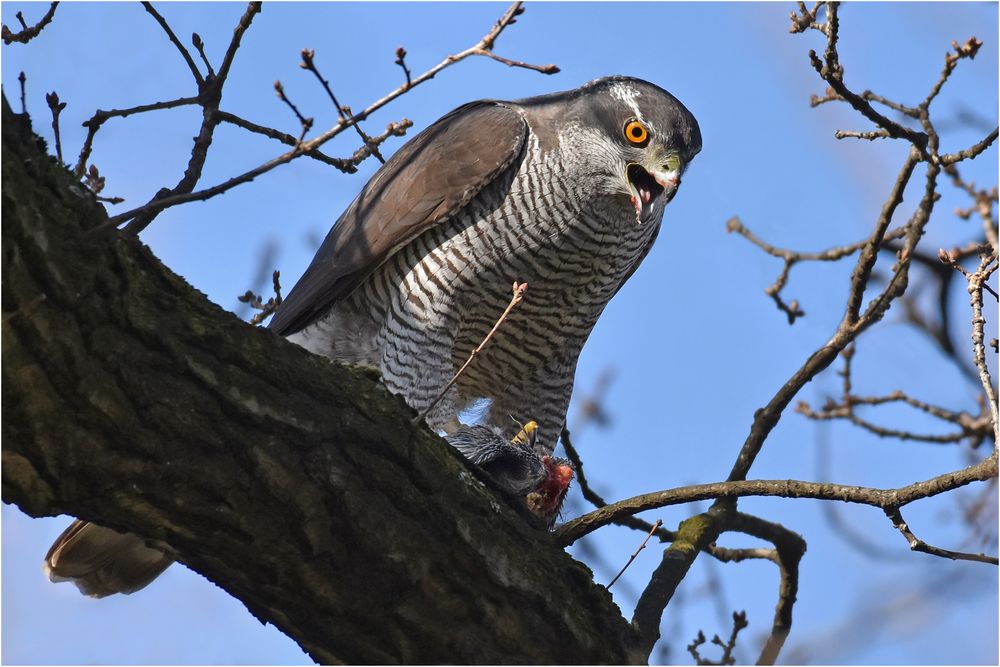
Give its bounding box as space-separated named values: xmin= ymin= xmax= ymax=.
xmin=626 ymin=163 xmax=680 ymax=224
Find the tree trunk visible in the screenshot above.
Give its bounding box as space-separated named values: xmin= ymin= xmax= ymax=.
xmin=1 ymin=96 xmax=639 ymax=665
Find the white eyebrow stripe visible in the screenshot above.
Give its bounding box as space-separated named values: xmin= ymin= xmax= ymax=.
xmin=609 ymin=82 xmax=644 ymax=123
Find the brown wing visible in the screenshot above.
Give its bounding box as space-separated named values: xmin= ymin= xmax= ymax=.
xmin=269 ymin=101 xmax=528 ymax=336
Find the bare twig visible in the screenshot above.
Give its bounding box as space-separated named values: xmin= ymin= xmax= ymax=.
xmin=556 ymin=454 xmax=998 ymax=546
xmin=806 ymin=4 xmax=928 ymax=150
xmin=216 ymin=2 xmax=259 ymax=82
xmin=1 ymin=2 xmax=58 ymax=45
xmin=213 ymin=110 xmax=359 ymax=172
xmin=75 ymin=96 xmax=200 ymax=177
xmin=941 ymin=127 xmax=999 ymax=165
xmin=968 ymin=252 xmax=1000 ymax=448
xmin=560 ymin=428 xmax=773 ymax=565
xmin=126 ymin=2 xmax=263 ymax=235
xmin=922 ymin=36 xmax=983 ymax=112
xmin=861 ymin=90 xmax=920 ymax=118
xmin=885 ymin=507 xmax=998 ymax=565
xmin=809 ymin=86 xmax=841 ymax=107
xmin=608 ymin=519 xmax=662 ymax=589
xmin=414 ymin=282 xmax=528 ymax=425
xmin=801 ymin=344 xmax=993 ymax=446
xmin=191 ymin=33 xmax=216 ymax=78
xmin=238 ymin=270 xmax=283 ymax=326
xmin=395 ymin=46 xmax=412 ymax=88
xmin=17 ymin=72 xmax=27 ymax=115
xmin=474 ymin=49 xmax=559 ymax=75
xmin=803 ymin=402 xmax=989 ymax=444
xmin=97 ymin=1 xmax=556 ymax=232
xmin=299 ymin=48 xmax=384 ymax=164
xmin=834 ymin=129 xmax=889 ymax=141
xmin=44 ymin=91 xmax=66 ymax=164
xmin=726 ymin=216 xmax=909 ymax=323
xmin=938 ymin=246 xmax=998 ymax=299
xmin=944 ymin=164 xmax=998 ymax=256
xmin=687 ymin=611 xmax=748 ymax=666
xmin=141 ymin=2 xmax=204 ymax=85
xmin=83 ymin=164 xmax=106 ymax=195
xmin=788 ymin=2 xmax=826 ymax=35
xmin=273 ymin=80 xmax=313 ymax=142
xmin=95 ymin=194 xmax=125 ymax=205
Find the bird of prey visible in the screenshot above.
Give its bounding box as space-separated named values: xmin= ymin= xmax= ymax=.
xmin=44 ymin=75 xmax=700 ymax=597
xmin=271 ymin=75 xmax=701 ymax=453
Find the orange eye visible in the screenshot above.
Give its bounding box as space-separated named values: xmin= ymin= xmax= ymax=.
xmin=624 ymin=119 xmax=649 ymax=146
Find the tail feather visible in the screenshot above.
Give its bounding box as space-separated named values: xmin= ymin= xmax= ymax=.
xmin=44 ymin=519 xmax=173 ymax=598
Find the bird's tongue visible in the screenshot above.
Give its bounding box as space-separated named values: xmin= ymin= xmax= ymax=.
xmin=627 ymin=163 xmax=665 ymax=224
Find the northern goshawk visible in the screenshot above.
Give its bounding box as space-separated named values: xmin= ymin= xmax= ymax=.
xmin=271 ymin=75 xmax=701 ymax=452
xmin=45 ymin=75 xmax=701 ymax=596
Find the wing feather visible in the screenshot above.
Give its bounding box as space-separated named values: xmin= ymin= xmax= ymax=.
xmin=269 ymin=101 xmax=528 ymax=335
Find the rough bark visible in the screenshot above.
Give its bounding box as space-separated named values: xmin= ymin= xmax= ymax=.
xmin=0 ymin=97 xmax=638 ymax=665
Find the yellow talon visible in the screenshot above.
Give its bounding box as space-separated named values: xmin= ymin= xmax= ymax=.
xmin=511 ymin=420 xmax=538 ymax=448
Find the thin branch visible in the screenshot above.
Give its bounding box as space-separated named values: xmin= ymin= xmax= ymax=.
xmin=395 ymin=46 xmax=412 ymax=88
xmin=921 ymin=36 xmax=983 ymax=112
xmin=844 ymin=150 xmax=922 ymax=324
xmin=561 ymin=428 xmax=773 ymax=565
xmin=141 ymin=2 xmax=204 ymax=86
xmin=17 ymin=72 xmax=26 ymax=115
xmin=885 ymin=507 xmax=998 ymax=565
xmin=968 ymin=252 xmax=1000 ymax=449
xmin=608 ymin=519 xmax=662 ymax=589
xmin=706 ymin=545 xmax=778 ymax=564
xmin=941 ymin=127 xmax=999 ymax=166
xmin=1 ymin=2 xmax=58 ymax=45
xmin=834 ymin=129 xmax=889 ymax=141
xmin=730 ymin=514 xmax=806 ymax=666
xmin=121 ymin=2 xmax=262 ymax=236
xmin=238 ymin=270 xmax=283 ymax=326
xmin=97 ymin=1 xmax=557 ymax=231
xmin=560 ymin=427 xmax=674 ymax=541
xmin=44 ymin=91 xmax=66 ymax=164
xmin=472 ymin=48 xmax=560 ymax=75
xmin=944 ymin=164 xmax=998 ymax=256
xmin=687 ymin=611 xmax=748 ymax=666
xmin=938 ymin=246 xmax=998 ymax=299
xmin=213 ymin=110 xmax=358 ymax=171
xmin=75 ymin=96 xmax=200 ymax=176
xmin=273 ymin=80 xmax=313 ymax=142
xmin=556 ymin=454 xmax=998 ymax=546
xmin=861 ymin=90 xmax=920 ymax=118
xmin=300 ymin=48 xmax=385 ymax=164
xmin=191 ymin=33 xmax=216 ymax=78
xmin=726 ymin=216 xmax=909 ymax=324
xmin=804 ymin=3 xmax=928 ymax=150
xmin=216 ymin=1 xmax=260 ymax=82
xmin=414 ymin=282 xmax=528 ymax=425
xmin=797 ymin=400 xmax=989 ymax=446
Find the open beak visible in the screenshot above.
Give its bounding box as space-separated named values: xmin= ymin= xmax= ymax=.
xmin=626 ymin=163 xmax=680 ymax=224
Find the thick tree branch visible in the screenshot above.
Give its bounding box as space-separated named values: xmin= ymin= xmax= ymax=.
xmin=1 ymin=99 xmax=636 ymax=665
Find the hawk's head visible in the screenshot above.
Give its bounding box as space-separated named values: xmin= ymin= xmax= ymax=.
xmin=522 ymin=75 xmax=702 ymax=225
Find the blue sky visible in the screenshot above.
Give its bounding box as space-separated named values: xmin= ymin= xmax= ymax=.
xmin=2 ymin=2 xmax=997 ymax=664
